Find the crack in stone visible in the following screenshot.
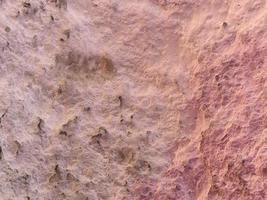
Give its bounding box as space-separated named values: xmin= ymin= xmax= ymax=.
xmin=0 ymin=108 xmax=8 ymax=128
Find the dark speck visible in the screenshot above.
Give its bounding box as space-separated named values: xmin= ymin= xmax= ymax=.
xmin=59 ymin=131 xmax=67 ymax=136
xmin=215 ymin=75 xmax=219 ymax=81
xmin=84 ymin=107 xmax=91 ymax=112
xmin=57 ymin=88 xmax=63 ymax=94
xmin=5 ymin=27 xmax=11 ymax=32
xmin=0 ymin=146 xmax=2 ymax=160
xmin=262 ymin=167 xmax=267 ymax=176
xmin=23 ymin=2 xmax=31 ymax=8
xmin=118 ymin=96 xmax=123 ymax=107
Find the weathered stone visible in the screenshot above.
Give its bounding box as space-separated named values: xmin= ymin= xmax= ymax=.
xmin=0 ymin=0 xmax=266 ymax=199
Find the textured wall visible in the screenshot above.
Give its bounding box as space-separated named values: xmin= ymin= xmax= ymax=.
xmin=0 ymin=0 xmax=266 ymax=199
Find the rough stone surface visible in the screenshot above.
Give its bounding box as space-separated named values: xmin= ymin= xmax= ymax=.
xmin=0 ymin=0 xmax=266 ymax=199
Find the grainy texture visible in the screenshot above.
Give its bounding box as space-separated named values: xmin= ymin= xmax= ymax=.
xmin=0 ymin=0 xmax=266 ymax=200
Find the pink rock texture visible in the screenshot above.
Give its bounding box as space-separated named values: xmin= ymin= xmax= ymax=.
xmin=0 ymin=0 xmax=266 ymax=199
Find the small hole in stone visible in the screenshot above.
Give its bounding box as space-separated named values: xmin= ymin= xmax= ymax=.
xmin=23 ymin=2 xmax=31 ymax=8
xmin=63 ymin=29 xmax=70 ymax=39
xmin=57 ymin=88 xmax=63 ymax=94
xmin=262 ymin=167 xmax=267 ymax=176
xmin=118 ymin=96 xmax=123 ymax=107
xmin=215 ymin=75 xmax=219 ymax=81
xmin=0 ymin=146 xmax=2 ymax=160
xmin=5 ymin=27 xmax=11 ymax=33
xmin=59 ymin=131 xmax=67 ymax=136
xmin=84 ymin=107 xmax=91 ymax=112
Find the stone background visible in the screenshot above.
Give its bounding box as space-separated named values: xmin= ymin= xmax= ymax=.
xmin=0 ymin=0 xmax=266 ymax=199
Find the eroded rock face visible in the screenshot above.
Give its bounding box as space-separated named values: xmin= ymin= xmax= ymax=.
xmin=0 ymin=0 xmax=266 ymax=199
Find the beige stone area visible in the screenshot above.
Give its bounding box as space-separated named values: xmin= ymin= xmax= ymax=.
xmin=0 ymin=0 xmax=266 ymax=199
